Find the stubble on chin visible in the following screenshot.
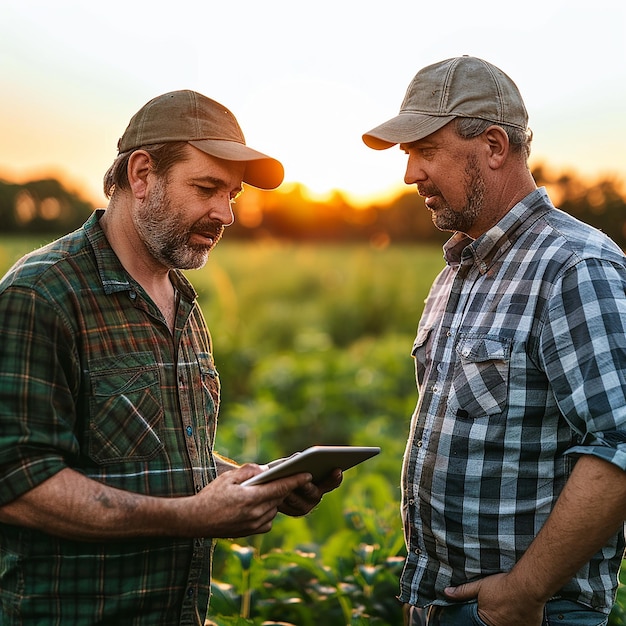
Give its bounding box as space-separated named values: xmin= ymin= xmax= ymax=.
xmin=430 ymin=155 xmax=485 ymax=235
xmin=134 ymin=181 xmax=225 ymax=270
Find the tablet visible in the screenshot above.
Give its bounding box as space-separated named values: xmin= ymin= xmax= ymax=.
xmin=241 ymin=445 xmax=381 ymax=486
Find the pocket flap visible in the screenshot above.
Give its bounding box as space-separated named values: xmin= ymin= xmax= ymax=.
xmin=456 ymin=336 xmax=510 ymax=362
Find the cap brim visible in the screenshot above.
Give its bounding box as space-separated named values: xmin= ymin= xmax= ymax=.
xmin=362 ymin=113 xmax=456 ymax=150
xmin=189 ymin=139 xmax=284 ymax=190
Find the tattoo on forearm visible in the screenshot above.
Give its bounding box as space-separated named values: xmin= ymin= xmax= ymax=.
xmin=94 ymin=491 xmax=114 ymax=509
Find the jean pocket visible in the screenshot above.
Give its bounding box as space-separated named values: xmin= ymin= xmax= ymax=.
xmin=545 ymin=599 xmax=608 ymax=626
xmin=470 ymin=603 xmax=492 ymax=626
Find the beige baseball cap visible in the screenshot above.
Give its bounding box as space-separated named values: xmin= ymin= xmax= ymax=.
xmin=118 ymin=90 xmax=284 ymax=189
xmin=363 ymin=56 xmax=528 ymax=150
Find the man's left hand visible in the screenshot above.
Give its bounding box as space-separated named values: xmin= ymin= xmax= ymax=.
xmin=278 ymin=469 xmax=343 ymax=517
xmin=445 ymin=572 xmax=544 ymax=626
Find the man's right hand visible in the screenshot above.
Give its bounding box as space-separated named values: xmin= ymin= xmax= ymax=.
xmin=188 ymin=464 xmax=314 ymax=538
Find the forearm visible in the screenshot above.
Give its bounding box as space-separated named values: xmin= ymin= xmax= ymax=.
xmin=0 ymin=467 xmax=196 ymax=541
xmin=508 ymin=454 xmax=626 ymax=603
xmin=0 ymin=463 xmax=321 ymax=542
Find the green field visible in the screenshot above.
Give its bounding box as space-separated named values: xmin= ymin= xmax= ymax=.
xmin=2 ymin=235 xmax=626 ymax=625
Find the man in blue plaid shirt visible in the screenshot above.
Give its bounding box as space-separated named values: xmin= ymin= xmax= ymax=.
xmin=363 ymin=56 xmax=626 ymax=626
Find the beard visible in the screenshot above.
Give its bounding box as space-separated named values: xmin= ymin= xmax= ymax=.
xmin=133 ymin=177 xmax=225 ymax=270
xmin=420 ymin=154 xmax=486 ymax=236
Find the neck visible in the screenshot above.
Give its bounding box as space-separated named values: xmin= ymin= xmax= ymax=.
xmin=470 ymin=165 xmax=537 ymax=239
xmin=100 ymin=204 xmax=177 ymax=330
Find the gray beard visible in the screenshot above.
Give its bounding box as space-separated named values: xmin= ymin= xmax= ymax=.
xmin=431 ymin=154 xmax=485 ymax=235
xmin=134 ymin=179 xmax=221 ymax=270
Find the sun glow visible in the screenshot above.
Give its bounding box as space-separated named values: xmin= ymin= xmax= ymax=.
xmin=0 ymin=0 xmax=624 ymax=214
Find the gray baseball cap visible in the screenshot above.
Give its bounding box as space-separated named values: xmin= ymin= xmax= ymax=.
xmin=363 ymin=56 xmax=528 ymax=150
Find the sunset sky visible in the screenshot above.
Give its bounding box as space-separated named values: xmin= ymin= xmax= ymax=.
xmin=1 ymin=0 xmax=624 ymax=208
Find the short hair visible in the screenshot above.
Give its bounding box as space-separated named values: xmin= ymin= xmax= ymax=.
xmin=454 ymin=117 xmax=533 ymax=160
xmin=103 ymin=141 xmax=190 ymax=198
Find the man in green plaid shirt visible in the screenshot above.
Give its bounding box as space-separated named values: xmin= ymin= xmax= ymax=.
xmin=0 ymin=90 xmax=341 ymax=625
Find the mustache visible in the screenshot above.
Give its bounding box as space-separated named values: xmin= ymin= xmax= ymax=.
xmin=417 ymin=184 xmax=440 ymax=197
xmin=191 ymin=220 xmax=224 ymax=238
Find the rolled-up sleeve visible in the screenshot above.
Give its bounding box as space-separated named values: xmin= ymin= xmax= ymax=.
xmin=540 ymin=258 xmax=626 ymax=470
xmin=0 ymin=286 xmax=79 ymax=506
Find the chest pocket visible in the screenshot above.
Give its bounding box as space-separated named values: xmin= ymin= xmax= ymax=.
xmin=88 ymin=353 xmax=165 ymax=464
xmin=197 ymin=353 xmax=220 ymax=454
xmin=449 ymin=336 xmax=511 ymax=419
xmin=412 ymin=325 xmax=434 ymax=387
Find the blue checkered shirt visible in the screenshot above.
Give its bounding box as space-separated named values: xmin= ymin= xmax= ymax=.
xmin=400 ymin=187 xmax=626 ymax=613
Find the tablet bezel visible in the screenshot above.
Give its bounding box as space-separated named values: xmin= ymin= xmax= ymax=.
xmin=241 ymin=445 xmax=380 ymax=486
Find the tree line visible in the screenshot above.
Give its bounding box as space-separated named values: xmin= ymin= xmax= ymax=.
xmin=1 ymin=166 xmax=625 ymax=247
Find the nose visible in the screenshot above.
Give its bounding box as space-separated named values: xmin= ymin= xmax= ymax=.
xmin=404 ymin=153 xmax=427 ymax=185
xmin=210 ymin=194 xmax=235 ymax=227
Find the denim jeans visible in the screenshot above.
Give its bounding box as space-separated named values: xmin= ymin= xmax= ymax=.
xmin=404 ymin=600 xmax=609 ymax=626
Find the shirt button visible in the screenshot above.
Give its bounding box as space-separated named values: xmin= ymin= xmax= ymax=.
xmin=187 ymin=587 xmax=194 ymax=597
xmin=186 ymin=426 xmax=193 ymax=436
xmin=431 ymin=385 xmax=439 ymax=393
xmin=414 ymin=548 xmax=421 ymax=555
xmin=416 ymin=440 xmax=423 ymax=448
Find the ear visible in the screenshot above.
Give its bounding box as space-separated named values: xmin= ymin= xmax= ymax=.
xmin=483 ymin=125 xmax=509 ymax=169
xmin=127 ymin=151 xmax=153 ymax=200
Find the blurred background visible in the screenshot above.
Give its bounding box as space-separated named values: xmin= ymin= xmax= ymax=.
xmin=2 ymin=1 xmax=626 ymax=624
xmin=1 ymin=0 xmax=625 ymax=223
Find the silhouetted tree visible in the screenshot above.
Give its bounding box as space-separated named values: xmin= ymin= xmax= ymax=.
xmin=0 ymin=178 xmax=92 ymax=234
xmin=1 ymin=169 xmax=625 ymax=245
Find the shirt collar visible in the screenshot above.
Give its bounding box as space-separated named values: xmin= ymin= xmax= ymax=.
xmin=84 ymin=209 xmax=197 ymax=301
xmin=443 ymin=187 xmax=554 ymax=273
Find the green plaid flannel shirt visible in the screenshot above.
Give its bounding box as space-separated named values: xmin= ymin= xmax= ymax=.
xmin=0 ymin=211 xmax=220 ymax=625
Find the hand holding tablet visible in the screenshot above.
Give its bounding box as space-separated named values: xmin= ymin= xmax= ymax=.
xmin=241 ymin=445 xmax=380 ymax=486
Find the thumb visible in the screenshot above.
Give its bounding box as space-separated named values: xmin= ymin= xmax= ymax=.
xmin=230 ymin=463 xmax=265 ymax=483
xmin=445 ymin=580 xmax=481 ymax=601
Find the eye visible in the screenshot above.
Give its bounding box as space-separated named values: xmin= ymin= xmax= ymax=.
xmin=419 ymin=148 xmax=436 ymax=159
xmin=196 ymin=185 xmax=218 ymax=196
